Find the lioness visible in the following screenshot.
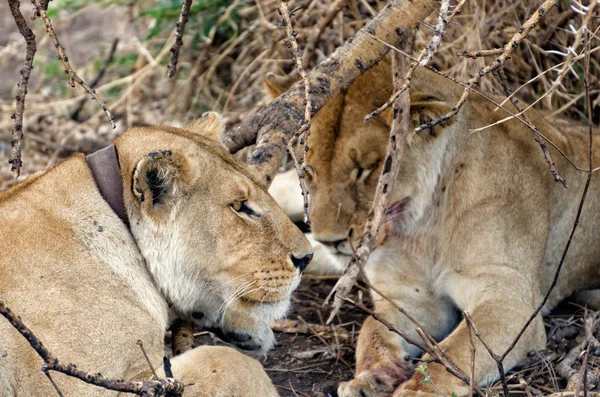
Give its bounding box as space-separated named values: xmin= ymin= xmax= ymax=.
xmin=0 ymin=112 xmax=313 ymax=396
xmin=266 ymin=60 xmax=600 ymax=396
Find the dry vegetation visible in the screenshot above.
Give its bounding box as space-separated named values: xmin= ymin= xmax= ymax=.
xmin=1 ymin=0 xmax=600 ymax=396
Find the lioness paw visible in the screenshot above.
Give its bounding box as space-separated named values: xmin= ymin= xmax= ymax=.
xmin=338 ymin=368 xmax=407 ymax=397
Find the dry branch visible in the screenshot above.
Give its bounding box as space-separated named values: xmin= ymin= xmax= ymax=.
xmin=0 ymin=300 xmax=184 ymax=397
xmin=32 ymin=0 xmax=116 ymax=129
xmin=414 ymin=0 xmax=559 ymax=133
xmin=167 ymin=0 xmax=193 ymax=78
xmin=71 ymin=38 xmax=119 ymax=121
xmin=278 ymin=0 xmax=311 ymax=222
xmin=221 ymin=0 xmax=437 ymax=186
xmin=496 ymin=68 xmax=566 ymax=186
xmin=325 ymin=32 xmax=413 ymax=324
xmin=8 ymin=0 xmax=37 ymax=178
xmin=365 ymin=0 xmax=462 ymax=122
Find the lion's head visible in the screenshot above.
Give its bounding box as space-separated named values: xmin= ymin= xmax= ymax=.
xmin=266 ymin=59 xmax=462 ymax=267
xmin=114 ymin=113 xmax=313 ymax=352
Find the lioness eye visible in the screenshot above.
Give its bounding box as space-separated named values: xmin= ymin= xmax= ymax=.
xmin=232 ymin=201 xmax=256 ymax=216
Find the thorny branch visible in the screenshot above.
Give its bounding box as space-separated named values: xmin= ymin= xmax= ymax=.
xmin=32 ymin=0 xmax=116 ymax=129
xmin=496 ymin=68 xmax=567 ymax=186
xmin=7 ymin=0 xmax=37 ymax=178
xmin=222 ymin=0 xmax=437 ymax=186
xmin=167 ymin=0 xmax=193 ymax=78
xmin=0 ymin=300 xmax=184 ymax=397
xmin=414 ymin=0 xmax=559 ymax=133
xmin=71 ymin=38 xmax=119 ymax=121
xmin=325 ymin=34 xmax=413 ymax=323
xmin=365 ymin=0 xmax=460 ymax=122
xmin=278 ymin=0 xmax=311 ymax=223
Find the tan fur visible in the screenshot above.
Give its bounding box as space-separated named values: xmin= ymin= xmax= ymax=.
xmin=267 ymin=60 xmax=600 ymax=396
xmin=0 ymin=113 xmax=311 ymax=396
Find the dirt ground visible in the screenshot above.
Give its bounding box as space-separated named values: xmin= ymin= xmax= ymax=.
xmin=183 ymin=275 xmax=600 ymax=397
xmin=190 ymin=277 xmax=364 ymax=397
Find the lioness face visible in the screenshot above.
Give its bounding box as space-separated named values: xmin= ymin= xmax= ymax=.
xmin=266 ymin=62 xmax=456 ymax=263
xmin=115 ymin=115 xmax=313 ymax=352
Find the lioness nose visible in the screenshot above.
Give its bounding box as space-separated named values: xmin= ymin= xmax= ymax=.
xmin=291 ymin=253 xmax=313 ymax=272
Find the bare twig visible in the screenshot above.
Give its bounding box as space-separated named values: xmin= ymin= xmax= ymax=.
xmin=71 ymin=38 xmax=119 ymax=121
xmin=365 ymin=0 xmax=461 ymax=122
xmin=457 ymin=48 xmax=503 ymax=59
xmin=325 ymin=35 xmax=413 ymax=322
xmin=501 ymin=24 xmax=598 ymax=365
xmin=222 ymin=0 xmax=437 ymax=186
xmin=32 ymin=0 xmax=116 ymax=129
xmin=464 ymin=312 xmax=510 ymax=397
xmin=167 ymin=0 xmax=193 ymax=78
xmin=0 ymin=300 xmax=184 ymax=396
xmin=8 ymin=0 xmax=37 ymax=178
xmin=414 ymin=0 xmax=559 ymax=133
xmin=278 ymin=0 xmax=311 ymax=222
xmin=496 ymin=67 xmax=567 ymax=187
xmin=137 ymin=340 xmax=159 ymax=380
xmin=464 ymin=312 xmax=477 ymax=397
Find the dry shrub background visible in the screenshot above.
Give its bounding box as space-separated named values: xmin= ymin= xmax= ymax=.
xmin=1 ymin=0 xmax=598 ymax=190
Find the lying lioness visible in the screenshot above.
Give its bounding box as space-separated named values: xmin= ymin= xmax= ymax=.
xmin=0 ymin=113 xmax=313 ymax=396
xmin=266 ymin=60 xmax=600 ymax=396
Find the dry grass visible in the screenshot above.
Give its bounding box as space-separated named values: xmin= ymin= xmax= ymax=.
xmin=1 ymin=0 xmax=598 ymax=190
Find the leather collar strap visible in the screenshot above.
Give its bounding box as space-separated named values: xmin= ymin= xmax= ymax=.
xmin=86 ymin=145 xmax=129 ymax=227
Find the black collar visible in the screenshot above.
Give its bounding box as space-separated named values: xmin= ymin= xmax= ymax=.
xmin=86 ymin=145 xmax=129 ymax=227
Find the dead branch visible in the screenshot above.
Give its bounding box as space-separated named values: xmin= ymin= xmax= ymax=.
xmin=365 ymin=0 xmax=463 ymax=122
xmin=464 ymin=312 xmax=477 ymax=397
xmin=32 ymin=0 xmax=116 ymax=129
xmin=0 ymin=300 xmax=184 ymax=396
xmin=457 ymin=48 xmax=503 ymax=59
xmin=8 ymin=0 xmax=37 ymax=178
xmin=221 ymin=0 xmax=437 ymax=186
xmin=414 ymin=0 xmax=559 ymax=133
xmin=464 ymin=312 xmax=510 ymax=397
xmin=71 ymin=38 xmax=119 ymax=121
xmin=278 ymin=0 xmax=311 ymax=222
xmin=501 ymin=30 xmax=598 ymax=365
xmin=167 ymin=0 xmax=193 ymax=78
xmin=170 ymin=319 xmax=194 ymax=357
xmin=496 ymin=68 xmax=567 ymax=187
xmin=340 ymin=294 xmax=485 ymax=396
xmin=325 ymin=32 xmax=413 ymax=323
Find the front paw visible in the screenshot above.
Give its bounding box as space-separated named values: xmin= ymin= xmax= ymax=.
xmin=338 ymin=361 xmax=411 ymax=397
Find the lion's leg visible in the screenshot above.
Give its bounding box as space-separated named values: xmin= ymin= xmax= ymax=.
xmin=338 ymin=259 xmax=459 ymax=397
xmin=393 ymin=270 xmax=547 ymax=397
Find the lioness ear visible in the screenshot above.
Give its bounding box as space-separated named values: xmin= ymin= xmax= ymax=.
xmin=264 ymin=72 xmax=297 ymax=99
xmin=132 ymin=150 xmax=192 ymax=209
xmin=183 ymin=111 xmax=225 ymax=142
xmin=409 ymin=92 xmax=454 ymax=136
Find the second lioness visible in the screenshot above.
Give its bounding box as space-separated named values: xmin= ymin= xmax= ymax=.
xmin=266 ymin=60 xmax=600 ymax=397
